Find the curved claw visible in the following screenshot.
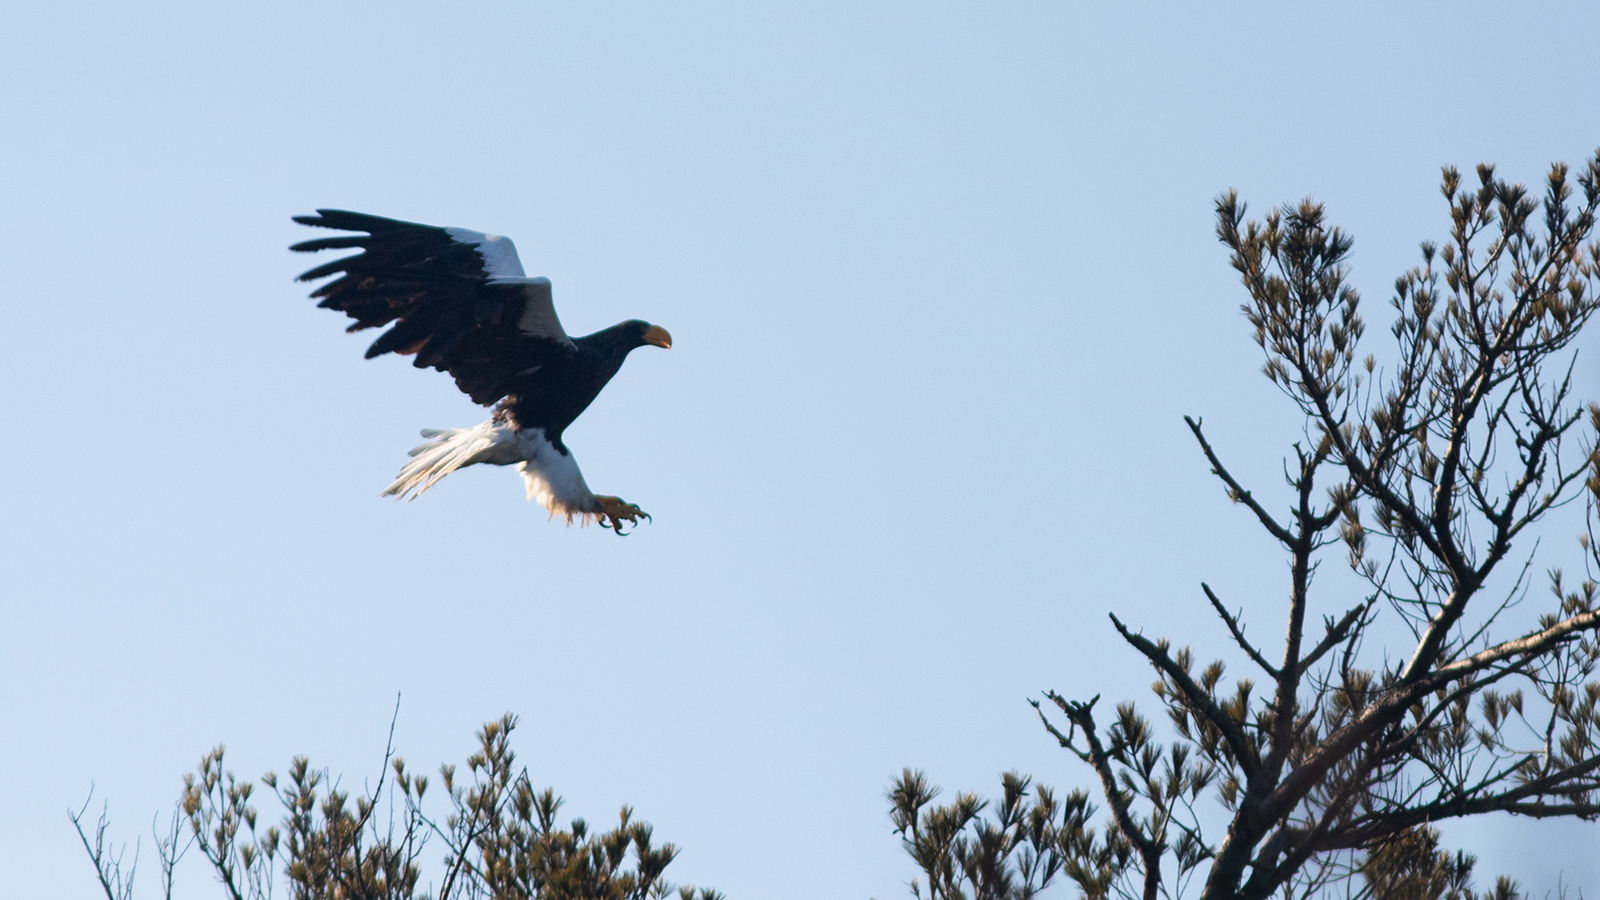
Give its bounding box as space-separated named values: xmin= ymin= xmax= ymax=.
xmin=594 ymin=496 xmax=650 ymax=536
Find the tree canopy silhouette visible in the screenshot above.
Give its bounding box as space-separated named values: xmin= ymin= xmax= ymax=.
xmin=890 ymin=149 xmax=1600 ymax=900
xmin=74 ymin=713 xmax=720 ymax=900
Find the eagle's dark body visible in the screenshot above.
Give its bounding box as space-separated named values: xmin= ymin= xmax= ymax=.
xmin=487 ymin=320 xmax=661 ymax=452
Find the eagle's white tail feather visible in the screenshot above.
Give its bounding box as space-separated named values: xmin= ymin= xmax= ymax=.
xmin=381 ymin=421 xmax=526 ymax=501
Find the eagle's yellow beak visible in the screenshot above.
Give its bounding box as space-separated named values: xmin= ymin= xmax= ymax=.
xmin=642 ymin=325 xmax=673 ymax=349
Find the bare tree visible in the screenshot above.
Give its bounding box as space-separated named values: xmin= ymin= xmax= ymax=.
xmin=892 ymin=150 xmax=1600 ymax=900
xmin=71 ymin=790 xmax=190 ymax=900
xmin=76 ymin=713 xmax=721 ymax=900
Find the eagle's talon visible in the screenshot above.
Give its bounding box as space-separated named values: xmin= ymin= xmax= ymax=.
xmin=594 ymin=495 xmax=649 ymax=536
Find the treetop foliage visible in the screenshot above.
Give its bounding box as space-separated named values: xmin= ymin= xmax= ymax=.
xmin=890 ymin=149 xmax=1600 ymax=900
xmin=74 ymin=714 xmax=721 ymax=900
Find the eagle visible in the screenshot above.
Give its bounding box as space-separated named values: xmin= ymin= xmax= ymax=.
xmin=291 ymin=210 xmax=672 ymax=534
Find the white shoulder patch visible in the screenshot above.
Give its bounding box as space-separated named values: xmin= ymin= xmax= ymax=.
xmin=445 ymin=226 xmax=526 ymax=281
xmin=510 ymin=277 xmax=571 ymax=344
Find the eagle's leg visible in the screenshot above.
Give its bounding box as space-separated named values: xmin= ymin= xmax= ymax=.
xmin=594 ymin=495 xmax=650 ymax=534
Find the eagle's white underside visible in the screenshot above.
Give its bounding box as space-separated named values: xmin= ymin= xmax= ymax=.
xmin=380 ymin=420 xmax=600 ymax=521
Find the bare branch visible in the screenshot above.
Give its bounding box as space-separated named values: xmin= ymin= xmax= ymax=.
xmin=1186 ymin=417 xmax=1295 ymax=546
xmin=1202 ymin=583 xmax=1280 ymax=678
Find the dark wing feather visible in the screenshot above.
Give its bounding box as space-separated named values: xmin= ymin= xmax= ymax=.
xmin=292 ymin=209 xmax=576 ymax=406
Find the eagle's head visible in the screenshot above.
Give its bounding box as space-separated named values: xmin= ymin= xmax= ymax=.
xmin=627 ymin=319 xmax=673 ymax=350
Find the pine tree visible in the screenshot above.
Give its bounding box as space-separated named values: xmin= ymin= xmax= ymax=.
xmin=891 ymin=150 xmax=1600 ymax=900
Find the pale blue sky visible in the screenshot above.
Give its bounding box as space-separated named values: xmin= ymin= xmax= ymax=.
xmin=3 ymin=3 xmax=1598 ymax=898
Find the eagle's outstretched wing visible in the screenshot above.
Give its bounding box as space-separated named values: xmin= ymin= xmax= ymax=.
xmin=291 ymin=209 xmax=576 ymax=405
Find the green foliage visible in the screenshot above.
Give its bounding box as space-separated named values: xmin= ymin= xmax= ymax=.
xmin=886 ymin=769 xmax=1122 ymax=900
xmin=75 ymin=714 xmax=720 ymax=900
xmin=892 ymin=150 xmax=1600 ymax=900
xmin=1355 ymin=827 xmax=1511 ymax=900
